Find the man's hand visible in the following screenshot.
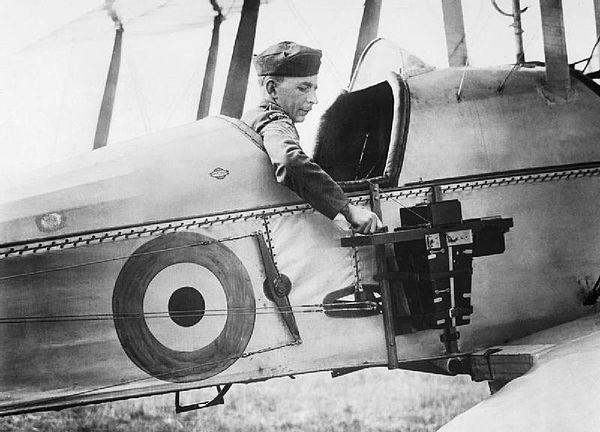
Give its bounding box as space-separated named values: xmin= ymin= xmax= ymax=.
xmin=340 ymin=203 xmax=384 ymax=234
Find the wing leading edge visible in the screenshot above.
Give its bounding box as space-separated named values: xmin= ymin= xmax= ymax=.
xmin=439 ymin=312 xmax=600 ymax=431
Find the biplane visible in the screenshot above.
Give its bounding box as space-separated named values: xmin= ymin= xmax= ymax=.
xmin=1 ymin=0 xmax=600 ymax=429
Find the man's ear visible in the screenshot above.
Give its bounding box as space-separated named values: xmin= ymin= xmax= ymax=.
xmin=266 ymin=80 xmax=277 ymax=98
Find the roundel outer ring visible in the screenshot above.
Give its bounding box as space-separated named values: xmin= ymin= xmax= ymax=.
xmin=112 ymin=232 xmax=255 ymax=383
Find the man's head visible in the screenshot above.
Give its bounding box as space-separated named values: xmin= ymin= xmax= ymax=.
xmin=253 ymin=41 xmax=321 ymax=123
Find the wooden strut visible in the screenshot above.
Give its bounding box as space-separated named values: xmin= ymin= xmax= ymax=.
xmin=93 ymin=23 xmax=124 ymax=149
xmin=220 ymin=0 xmax=260 ymax=119
xmin=197 ymin=2 xmax=223 ymax=120
xmin=351 ymin=0 xmax=382 ymax=80
xmin=369 ymin=183 xmax=399 ymax=369
xmin=441 ymin=0 xmax=468 ymax=67
xmin=539 ymin=0 xmax=571 ymax=97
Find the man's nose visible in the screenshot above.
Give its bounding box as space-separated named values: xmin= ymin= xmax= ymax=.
xmin=308 ymin=89 xmax=318 ymax=105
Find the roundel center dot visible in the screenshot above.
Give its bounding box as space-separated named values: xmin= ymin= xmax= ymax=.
xmin=168 ymin=287 xmax=205 ymax=327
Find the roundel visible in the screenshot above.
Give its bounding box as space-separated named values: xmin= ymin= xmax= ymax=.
xmin=112 ymin=232 xmax=255 ymax=383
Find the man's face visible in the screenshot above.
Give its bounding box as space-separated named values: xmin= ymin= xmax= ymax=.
xmin=271 ymin=75 xmax=318 ymax=123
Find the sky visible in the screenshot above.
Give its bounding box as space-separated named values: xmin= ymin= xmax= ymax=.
xmin=0 ymin=0 xmax=598 ymax=180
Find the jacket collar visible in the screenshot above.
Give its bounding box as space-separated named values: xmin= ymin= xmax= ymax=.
xmin=260 ymin=99 xmax=288 ymax=116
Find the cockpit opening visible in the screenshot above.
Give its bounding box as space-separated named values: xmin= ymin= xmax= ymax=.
xmin=313 ymin=74 xmax=410 ymax=192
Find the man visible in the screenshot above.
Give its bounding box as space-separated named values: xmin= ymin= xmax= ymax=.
xmin=242 ymin=41 xmax=383 ymax=234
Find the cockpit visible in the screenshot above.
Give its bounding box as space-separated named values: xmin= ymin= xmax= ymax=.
xmin=313 ymin=76 xmax=408 ymax=190
xmin=312 ymin=39 xmax=433 ymax=192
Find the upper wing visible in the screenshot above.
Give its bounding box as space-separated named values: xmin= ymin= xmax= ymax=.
xmin=439 ymin=312 xmax=600 ymax=432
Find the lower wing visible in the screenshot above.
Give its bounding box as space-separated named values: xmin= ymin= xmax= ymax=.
xmin=439 ymin=312 xmax=600 ymax=431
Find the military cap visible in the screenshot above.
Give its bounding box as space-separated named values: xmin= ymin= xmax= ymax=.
xmin=253 ymin=41 xmax=322 ymax=77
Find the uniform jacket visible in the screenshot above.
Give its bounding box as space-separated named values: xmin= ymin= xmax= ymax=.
xmin=242 ymin=100 xmax=349 ymax=220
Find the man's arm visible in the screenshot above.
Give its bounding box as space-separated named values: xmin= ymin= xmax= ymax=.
xmin=262 ymin=119 xmax=347 ymax=219
xmin=261 ymin=120 xmax=383 ymax=233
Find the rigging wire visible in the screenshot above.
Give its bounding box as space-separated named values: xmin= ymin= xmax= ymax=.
xmin=0 ymin=301 xmax=378 ymax=324
xmin=442 ymin=1 xmax=488 ymax=97
xmin=497 ymin=61 xmax=521 ymax=93
xmin=581 ymin=34 xmax=600 ymax=74
xmin=0 ymin=233 xmax=254 ymax=282
xmin=285 ymin=0 xmax=345 ymax=87
xmin=0 ymin=226 xmax=378 ymax=324
xmin=388 ymin=196 xmax=431 ymax=225
xmin=223 ymin=0 xmax=238 ymax=18
xmin=354 ymin=134 xmax=371 ymax=180
xmin=115 ymin=0 xmax=174 ymax=27
xmin=113 ymin=0 xmax=188 ymax=136
xmin=127 ymin=48 xmax=153 ymax=133
xmin=456 ymin=59 xmax=470 ymax=101
xmin=17 ymin=6 xmax=105 ymax=54
xmin=467 ymin=3 xmax=492 ymax=59
xmin=162 ymin=49 xmax=205 ymax=128
xmin=52 ymin=46 xmax=72 ymax=149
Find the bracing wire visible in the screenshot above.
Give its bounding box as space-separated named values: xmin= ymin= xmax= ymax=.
xmin=0 ymin=227 xmax=378 ymax=324
xmin=128 ymin=50 xmax=153 ymax=133
xmin=116 ymin=0 xmax=174 ymax=27
xmin=581 ymin=34 xmax=600 ymax=74
xmin=162 ymin=50 xmax=205 ymax=128
xmin=0 ymin=233 xmax=254 ymax=282
xmin=387 ymin=196 xmax=431 ymax=225
xmin=456 ymin=59 xmax=470 ymax=101
xmin=17 ymin=6 xmax=105 ymax=54
xmin=497 ymin=61 xmax=521 ymax=93
xmin=221 ymin=0 xmax=237 ymax=18
xmin=285 ymin=0 xmax=345 ymax=87
xmin=0 ymin=301 xmax=378 ymax=324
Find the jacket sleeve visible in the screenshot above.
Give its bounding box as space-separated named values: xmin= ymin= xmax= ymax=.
xmin=261 ymin=119 xmax=350 ymax=220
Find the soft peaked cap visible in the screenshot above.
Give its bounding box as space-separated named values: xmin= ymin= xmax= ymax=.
xmin=253 ymin=41 xmax=322 ymax=77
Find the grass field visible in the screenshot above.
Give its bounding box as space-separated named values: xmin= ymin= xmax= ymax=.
xmin=0 ymin=368 xmax=489 ymax=431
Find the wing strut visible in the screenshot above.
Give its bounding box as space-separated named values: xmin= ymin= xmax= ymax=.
xmin=539 ymin=0 xmax=571 ymax=99
xmin=93 ymin=12 xmax=123 ymax=149
xmin=369 ymin=183 xmax=399 ymax=369
xmin=220 ymin=0 xmax=260 ymax=119
xmin=350 ymin=0 xmax=382 ymax=80
xmin=197 ymin=1 xmax=223 ymax=120
xmin=441 ymin=0 xmax=468 ymax=67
